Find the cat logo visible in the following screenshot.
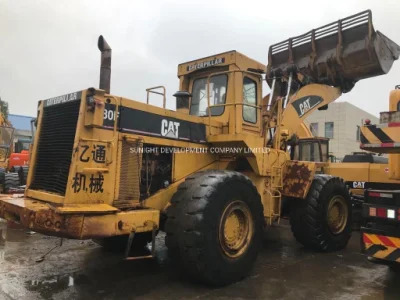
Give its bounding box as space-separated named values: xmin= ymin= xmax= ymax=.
xmin=292 ymin=95 xmax=323 ymax=117
xmin=352 ymin=181 xmax=366 ymax=189
xmin=299 ymin=98 xmax=312 ymax=116
xmin=161 ymin=119 xmax=180 ymax=139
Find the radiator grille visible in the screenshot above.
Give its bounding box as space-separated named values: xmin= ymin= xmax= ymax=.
xmin=30 ymin=100 xmax=81 ymax=195
xmin=113 ymin=139 xmax=142 ymax=208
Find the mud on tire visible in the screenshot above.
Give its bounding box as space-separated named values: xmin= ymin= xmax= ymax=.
xmin=290 ymin=175 xmax=352 ymax=251
xmin=165 ymin=170 xmax=264 ymax=286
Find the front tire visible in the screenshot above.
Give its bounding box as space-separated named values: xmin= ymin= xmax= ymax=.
xmin=290 ymin=175 xmax=352 ymax=251
xmin=165 ymin=170 xmax=264 ymax=286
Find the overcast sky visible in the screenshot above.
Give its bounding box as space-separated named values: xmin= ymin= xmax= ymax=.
xmin=1 ymin=0 xmax=400 ymax=117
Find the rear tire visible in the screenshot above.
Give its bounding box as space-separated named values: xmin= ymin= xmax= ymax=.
xmin=290 ymin=175 xmax=352 ymax=251
xmin=165 ymin=170 xmax=264 ymax=286
xmin=5 ymin=173 xmax=20 ymax=192
xmin=0 ymin=170 xmax=5 ymax=185
xmin=10 ymin=165 xmax=21 ymax=173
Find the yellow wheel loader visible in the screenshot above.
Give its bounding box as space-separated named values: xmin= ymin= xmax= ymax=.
xmin=0 ymin=10 xmax=399 ymax=285
xmin=289 ymin=136 xmax=400 ymax=197
xmin=0 ymin=109 xmax=22 ymax=193
xmin=286 ymin=135 xmax=397 ymax=228
xmin=0 ymin=109 xmax=14 ymax=170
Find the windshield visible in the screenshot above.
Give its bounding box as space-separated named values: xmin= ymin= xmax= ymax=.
xmin=0 ymin=126 xmax=14 ymax=162
xmin=190 ymin=74 xmax=227 ymax=116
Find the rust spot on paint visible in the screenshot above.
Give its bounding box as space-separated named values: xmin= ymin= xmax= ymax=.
xmin=282 ymin=161 xmax=314 ymax=198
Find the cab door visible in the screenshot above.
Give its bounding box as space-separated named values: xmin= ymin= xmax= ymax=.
xmin=241 ymin=74 xmax=262 ymax=134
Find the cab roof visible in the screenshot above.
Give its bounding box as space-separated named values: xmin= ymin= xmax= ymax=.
xmin=177 ymin=50 xmax=266 ymax=77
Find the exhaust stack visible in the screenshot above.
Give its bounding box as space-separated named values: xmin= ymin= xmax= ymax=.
xmin=98 ymin=35 xmax=112 ymax=94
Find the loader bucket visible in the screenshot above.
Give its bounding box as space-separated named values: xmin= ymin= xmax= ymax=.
xmin=267 ymin=10 xmax=400 ymax=92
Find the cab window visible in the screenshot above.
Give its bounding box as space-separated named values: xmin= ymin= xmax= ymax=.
xmin=320 ymin=142 xmax=328 ymax=162
xmin=300 ymin=142 xmax=321 ymax=162
xmin=243 ymin=77 xmax=257 ymax=123
xmin=190 ymin=74 xmax=227 ymax=116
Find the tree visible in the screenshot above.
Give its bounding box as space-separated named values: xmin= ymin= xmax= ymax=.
xmin=0 ymin=97 xmax=9 ymax=120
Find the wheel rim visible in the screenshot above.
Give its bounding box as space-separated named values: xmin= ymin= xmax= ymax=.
xmin=219 ymin=200 xmax=254 ymax=258
xmin=327 ymin=195 xmax=348 ymax=235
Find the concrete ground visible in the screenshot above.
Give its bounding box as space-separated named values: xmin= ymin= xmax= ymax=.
xmin=0 ymin=219 xmax=399 ymax=300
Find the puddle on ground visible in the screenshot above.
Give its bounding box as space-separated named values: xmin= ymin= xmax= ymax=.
xmin=0 ymin=218 xmax=38 ymax=264
xmin=26 ymin=275 xmax=74 ymax=298
xmin=25 ymin=273 xmax=92 ymax=298
xmin=0 ymin=218 xmax=34 ymax=243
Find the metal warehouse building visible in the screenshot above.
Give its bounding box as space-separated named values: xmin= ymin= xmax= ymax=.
xmin=305 ymin=102 xmax=379 ymax=161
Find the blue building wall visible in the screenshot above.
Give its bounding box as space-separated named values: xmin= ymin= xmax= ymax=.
xmin=8 ymin=114 xmax=34 ymax=131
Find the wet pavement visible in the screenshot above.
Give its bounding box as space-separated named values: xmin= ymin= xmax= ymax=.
xmin=0 ymin=219 xmax=399 ymax=300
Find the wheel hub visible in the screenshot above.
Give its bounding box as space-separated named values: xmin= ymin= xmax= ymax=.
xmin=219 ymin=200 xmax=254 ymax=258
xmin=327 ymin=195 xmax=348 ymax=235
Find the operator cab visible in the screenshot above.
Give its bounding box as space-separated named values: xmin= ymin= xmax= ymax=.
xmin=174 ymin=51 xmax=266 ymax=134
xmin=291 ymin=137 xmax=330 ymax=163
xmin=14 ymin=137 xmax=31 ymax=153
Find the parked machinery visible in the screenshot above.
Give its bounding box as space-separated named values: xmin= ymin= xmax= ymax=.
xmin=359 ymin=85 xmax=400 ymax=265
xmin=0 ymin=120 xmax=30 ymax=193
xmin=0 ymin=109 xmax=28 ymax=192
xmin=289 ymin=134 xmax=400 ymax=201
xmin=0 ymin=10 xmax=399 ymax=285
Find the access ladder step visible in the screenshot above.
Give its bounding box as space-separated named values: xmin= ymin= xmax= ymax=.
xmin=124 ymin=226 xmax=157 ymax=260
